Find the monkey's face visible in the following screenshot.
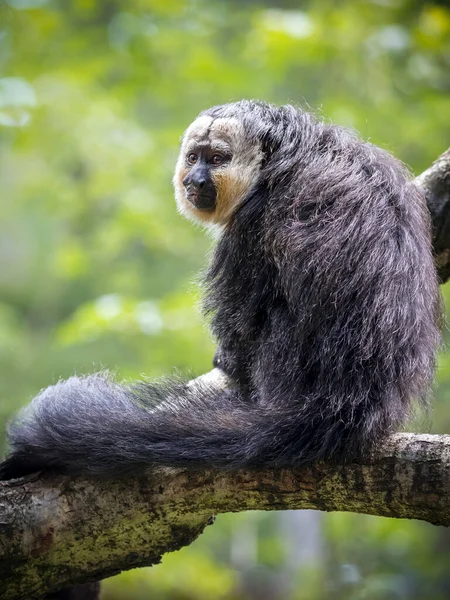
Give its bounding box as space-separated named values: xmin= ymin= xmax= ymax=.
xmin=173 ymin=115 xmax=263 ymax=226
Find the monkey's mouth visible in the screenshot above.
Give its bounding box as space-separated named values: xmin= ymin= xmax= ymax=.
xmin=186 ymin=189 xmax=217 ymax=212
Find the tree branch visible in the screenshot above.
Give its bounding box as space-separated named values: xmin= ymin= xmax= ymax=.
xmin=1 ymin=430 xmax=450 ymax=599
xmin=1 ymin=148 xmax=450 ymax=599
xmin=416 ymin=147 xmax=450 ymax=281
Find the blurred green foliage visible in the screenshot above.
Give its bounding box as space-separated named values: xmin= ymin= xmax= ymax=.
xmin=0 ymin=0 xmax=449 ymax=598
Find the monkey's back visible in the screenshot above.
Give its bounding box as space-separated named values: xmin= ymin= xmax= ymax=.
xmin=204 ymin=103 xmax=441 ymax=463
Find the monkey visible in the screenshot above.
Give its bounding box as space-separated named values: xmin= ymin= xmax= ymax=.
xmin=0 ymin=98 xmax=441 ymax=489
xmin=0 ymin=99 xmax=442 ymax=600
xmin=0 ymin=100 xmax=442 ymax=480
xmin=0 ymin=100 xmax=441 ymax=480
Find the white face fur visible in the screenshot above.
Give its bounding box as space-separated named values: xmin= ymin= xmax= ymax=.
xmin=173 ymin=115 xmax=263 ymax=226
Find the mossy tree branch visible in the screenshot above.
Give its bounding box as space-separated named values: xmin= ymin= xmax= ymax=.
xmin=1 ymin=432 xmax=450 ymax=600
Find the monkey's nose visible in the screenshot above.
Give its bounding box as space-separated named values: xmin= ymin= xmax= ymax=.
xmin=182 ymin=176 xmax=206 ymax=190
xmin=190 ymin=177 xmax=206 ymax=190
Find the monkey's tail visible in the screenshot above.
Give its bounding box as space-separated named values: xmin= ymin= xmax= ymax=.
xmin=0 ymin=370 xmax=360 ymax=478
xmin=0 ymin=371 xmax=334 ymax=479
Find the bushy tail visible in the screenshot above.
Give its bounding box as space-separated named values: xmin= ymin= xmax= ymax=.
xmin=0 ymin=371 xmax=331 ymax=479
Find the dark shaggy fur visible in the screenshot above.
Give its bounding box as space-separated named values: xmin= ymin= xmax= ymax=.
xmin=0 ymin=101 xmax=441 ymax=479
xmin=0 ymin=100 xmax=441 ymax=599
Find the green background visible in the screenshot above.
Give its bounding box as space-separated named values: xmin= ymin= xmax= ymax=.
xmin=1 ymin=0 xmax=450 ymax=598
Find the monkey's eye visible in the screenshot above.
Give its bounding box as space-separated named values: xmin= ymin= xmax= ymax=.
xmin=187 ymin=153 xmax=198 ymax=165
xmin=211 ymin=154 xmax=225 ymax=166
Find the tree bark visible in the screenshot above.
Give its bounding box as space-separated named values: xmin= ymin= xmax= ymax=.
xmin=1 ymin=431 xmax=450 ymax=600
xmin=416 ymin=148 xmax=450 ymax=281
xmin=0 ymin=148 xmax=449 ymax=599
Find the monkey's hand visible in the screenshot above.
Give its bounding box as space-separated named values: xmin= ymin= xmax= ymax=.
xmin=213 ymin=345 xmax=250 ymax=387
